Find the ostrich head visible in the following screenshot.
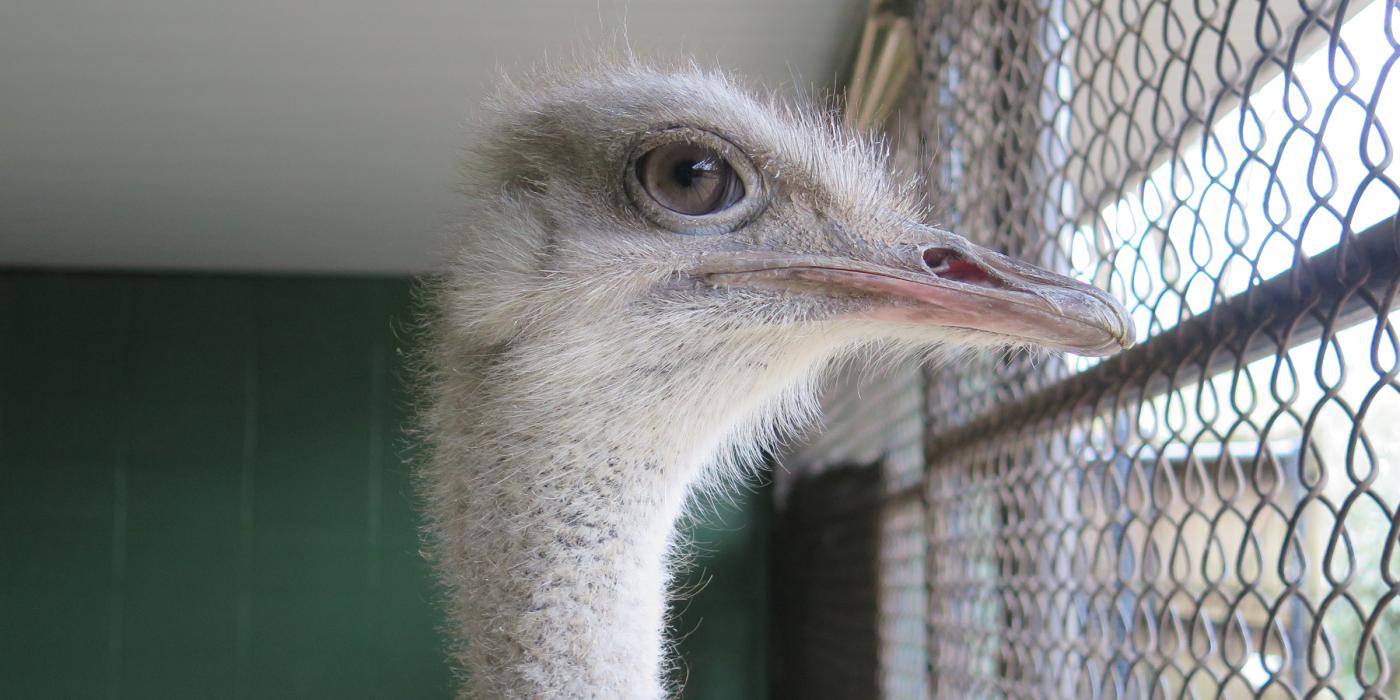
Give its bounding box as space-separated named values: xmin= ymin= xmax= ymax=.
xmin=424 ymin=60 xmax=1132 ymax=699
xmin=445 ymin=64 xmax=1131 ymax=370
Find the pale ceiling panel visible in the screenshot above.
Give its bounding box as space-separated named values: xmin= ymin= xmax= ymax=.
xmin=0 ymin=0 xmax=864 ymax=273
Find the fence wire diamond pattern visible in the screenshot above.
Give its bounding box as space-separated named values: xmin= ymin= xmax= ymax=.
xmin=911 ymin=0 xmax=1400 ymax=697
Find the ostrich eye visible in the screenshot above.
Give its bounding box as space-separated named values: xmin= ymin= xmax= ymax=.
xmin=635 ymin=142 xmax=746 ymax=216
xmin=625 ymin=128 xmax=764 ymax=234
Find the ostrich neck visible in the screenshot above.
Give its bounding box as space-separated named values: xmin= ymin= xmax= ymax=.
xmin=466 ymin=435 xmax=687 ymax=699
xmin=441 ymin=336 xmax=821 ymax=699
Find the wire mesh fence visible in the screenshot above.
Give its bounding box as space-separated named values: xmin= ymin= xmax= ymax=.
xmin=776 ymin=363 xmax=931 ymax=698
xmin=775 ymin=0 xmax=1400 ymax=697
xmin=772 ymin=462 xmax=884 ymax=699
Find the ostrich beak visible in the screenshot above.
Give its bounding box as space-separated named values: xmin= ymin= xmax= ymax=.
xmin=695 ymin=240 xmax=1136 ymax=357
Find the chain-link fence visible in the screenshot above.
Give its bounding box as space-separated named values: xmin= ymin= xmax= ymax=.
xmin=776 ymin=0 xmax=1400 ymax=697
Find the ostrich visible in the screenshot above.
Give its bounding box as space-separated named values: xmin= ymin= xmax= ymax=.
xmin=419 ymin=60 xmax=1133 ymax=699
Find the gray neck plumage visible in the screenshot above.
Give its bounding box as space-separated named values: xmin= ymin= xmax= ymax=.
xmin=464 ymin=440 xmax=684 ymax=699
xmin=427 ymin=330 xmax=832 ymax=699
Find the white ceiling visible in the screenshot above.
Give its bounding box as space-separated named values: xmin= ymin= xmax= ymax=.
xmin=0 ymin=0 xmax=865 ymax=274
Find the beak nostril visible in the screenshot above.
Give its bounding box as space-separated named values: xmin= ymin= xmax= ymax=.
xmin=921 ymin=247 xmax=958 ymax=272
xmin=921 ymin=246 xmax=1002 ymax=288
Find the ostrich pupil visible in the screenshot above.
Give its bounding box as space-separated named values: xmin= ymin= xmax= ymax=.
xmin=672 ymin=158 xmax=707 ymax=188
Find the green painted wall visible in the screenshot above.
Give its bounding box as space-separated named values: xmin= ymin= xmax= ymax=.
xmin=671 ymin=487 xmax=772 ymax=700
xmin=0 ymin=272 xmax=450 ymax=699
xmin=0 ymin=271 xmax=768 ymax=699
